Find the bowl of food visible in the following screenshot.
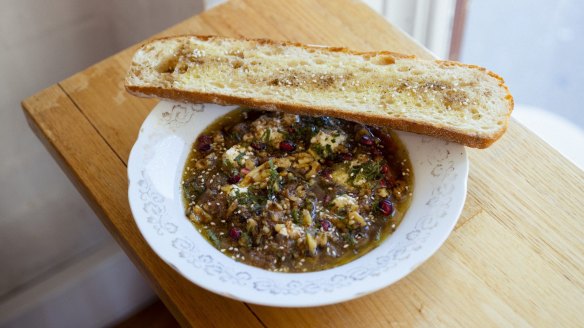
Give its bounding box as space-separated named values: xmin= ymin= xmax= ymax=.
xmin=126 ymin=35 xmax=511 ymax=306
xmin=128 ymin=101 xmax=468 ymax=306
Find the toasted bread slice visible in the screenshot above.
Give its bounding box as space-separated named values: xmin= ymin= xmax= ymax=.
xmin=125 ymin=35 xmax=513 ymax=148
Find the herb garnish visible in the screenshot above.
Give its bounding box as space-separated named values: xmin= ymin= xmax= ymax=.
xmin=207 ymin=230 xmax=221 ymax=248
xmin=234 ymin=152 xmax=245 ymax=166
xmin=284 ymin=119 xmax=318 ymax=143
xmin=183 ymin=177 xmax=205 ymax=201
xmin=222 ymin=158 xmax=239 ymax=176
xmin=267 ymin=159 xmax=280 ymax=199
xmin=261 ymin=128 xmax=271 ymax=144
xmin=291 ymin=208 xmax=299 ymax=224
xmin=349 ymin=161 xmax=383 ymax=185
xmin=233 ymin=188 xmax=268 ymax=213
xmin=311 ymin=142 xmax=335 ymax=159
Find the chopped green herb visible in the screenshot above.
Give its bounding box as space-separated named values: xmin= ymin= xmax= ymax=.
xmin=234 ymin=152 xmax=245 ymax=166
xmin=226 ymin=128 xmax=242 ymax=142
xmin=284 ymin=121 xmax=317 ymax=143
xmin=311 ymin=144 xmax=328 ymax=159
xmin=240 ymin=232 xmax=253 ymax=248
xmin=261 ymin=128 xmax=271 ymax=144
xmin=325 ymin=144 xmax=333 ymax=156
xmin=350 ymin=161 xmax=383 ymax=185
xmin=375 ymin=229 xmax=383 ymax=241
xmin=233 ymin=189 xmax=267 ymax=207
xmin=222 ymin=158 xmax=239 ymax=176
xmin=183 ymin=177 xmax=205 ymax=201
xmin=342 ymin=232 xmax=357 ymax=245
xmin=311 ymin=143 xmax=335 ymax=159
xmin=267 ymin=159 xmax=280 ymax=199
xmin=292 ymin=208 xmax=299 ymax=224
xmin=206 ymin=230 xmax=221 ymax=248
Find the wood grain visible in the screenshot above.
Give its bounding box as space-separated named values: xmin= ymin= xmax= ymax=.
xmin=22 ymin=0 xmax=584 ymax=326
xmin=22 ymin=86 xmax=262 ymax=328
xmin=115 ymin=300 xmax=179 ymax=328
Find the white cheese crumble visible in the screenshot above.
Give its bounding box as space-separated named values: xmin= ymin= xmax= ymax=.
xmin=266 ymin=127 xmax=285 ymax=147
xmin=229 ymin=185 xmax=248 ymax=197
xmin=252 ymin=115 xmax=285 ymax=147
xmin=223 ymin=145 xmax=252 ymax=167
xmin=331 ymin=194 xmax=359 ymax=212
xmin=310 ymin=130 xmax=346 ymax=153
xmin=331 ymin=168 xmax=349 ymax=186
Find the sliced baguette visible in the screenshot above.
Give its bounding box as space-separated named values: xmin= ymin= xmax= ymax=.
xmin=125 ymin=35 xmax=513 ymax=148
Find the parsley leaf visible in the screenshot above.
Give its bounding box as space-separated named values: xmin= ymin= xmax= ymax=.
xmin=267 ymin=159 xmax=280 ymax=199
xmin=206 ymin=230 xmax=221 ymax=248
xmin=261 ymin=128 xmax=271 ymax=144
xmin=291 ymin=209 xmax=299 ymax=224
xmin=234 ymin=152 xmax=245 ymax=166
xmin=222 ymin=159 xmax=239 ymax=176
xmin=350 ymin=161 xmax=383 ymax=185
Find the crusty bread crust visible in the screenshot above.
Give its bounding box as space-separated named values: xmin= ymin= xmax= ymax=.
xmin=125 ymin=35 xmax=514 ymax=148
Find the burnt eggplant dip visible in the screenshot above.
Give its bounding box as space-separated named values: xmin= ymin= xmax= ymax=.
xmin=182 ymin=108 xmax=413 ymax=272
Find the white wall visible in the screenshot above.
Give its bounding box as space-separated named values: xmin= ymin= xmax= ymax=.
xmin=362 ymin=0 xmax=456 ymax=59
xmin=0 ymin=0 xmax=202 ymax=325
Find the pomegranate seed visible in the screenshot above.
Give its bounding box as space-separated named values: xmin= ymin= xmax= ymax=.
xmin=320 ymin=168 xmax=332 ymax=179
xmin=372 ymin=148 xmax=383 ymax=157
xmin=378 ymin=199 xmax=394 ymax=216
xmin=229 ymin=227 xmax=242 ymax=241
xmin=251 ymin=142 xmax=266 ymax=150
xmin=321 ymin=220 xmax=332 ymax=231
xmin=279 ymin=140 xmax=296 ymax=152
xmin=227 ymin=175 xmax=241 ymax=184
xmin=197 ymin=135 xmax=213 ymax=144
xmin=240 ymin=168 xmax=250 ymax=175
xmin=360 ymin=135 xmax=374 ymax=146
xmin=380 ymin=164 xmax=390 ymax=174
xmin=339 ymin=153 xmax=353 ymax=161
xmin=197 ymin=143 xmax=211 ymax=152
xmin=379 ymin=179 xmax=388 ymax=188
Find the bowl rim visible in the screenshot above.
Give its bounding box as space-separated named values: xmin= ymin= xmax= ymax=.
xmin=128 ymin=101 xmax=469 ymax=307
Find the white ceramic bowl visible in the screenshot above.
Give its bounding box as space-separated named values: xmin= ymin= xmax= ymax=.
xmin=128 ymin=101 xmax=468 ymax=307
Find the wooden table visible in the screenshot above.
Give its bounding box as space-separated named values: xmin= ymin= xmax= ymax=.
xmin=22 ymin=0 xmax=584 ymax=326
